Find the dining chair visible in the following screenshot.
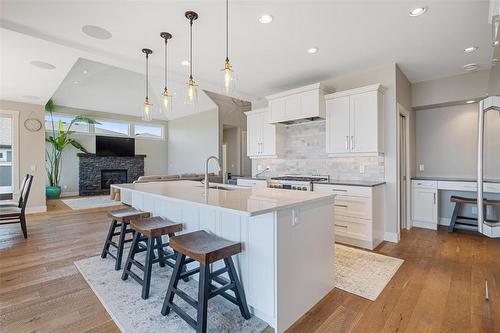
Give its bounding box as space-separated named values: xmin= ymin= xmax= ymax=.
xmin=0 ymin=174 xmax=29 ymax=208
xmin=0 ymin=175 xmax=33 ymax=238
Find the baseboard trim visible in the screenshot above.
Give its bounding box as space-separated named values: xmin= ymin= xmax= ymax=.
xmin=26 ymin=205 xmax=47 ymax=214
xmin=439 ymin=217 xmax=451 ymax=226
xmin=60 ymin=191 xmax=79 ymax=197
xmin=383 ymin=232 xmax=399 ymax=243
xmin=412 ymin=220 xmax=438 ymax=230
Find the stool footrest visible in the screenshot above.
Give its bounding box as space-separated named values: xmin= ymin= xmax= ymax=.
xmin=126 ymin=270 xmax=144 ymax=285
xmin=166 ymin=301 xmax=197 ymax=329
xmin=179 ymin=267 xmax=200 ymax=279
xmin=129 ymin=258 xmax=145 ymax=271
xmin=208 ymin=282 xmax=235 ymax=299
xmin=172 ymin=288 xmax=198 ymax=308
xmin=210 ymin=266 xmax=229 ymax=278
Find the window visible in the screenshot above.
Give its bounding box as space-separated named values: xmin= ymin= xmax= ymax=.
xmin=134 ymin=124 xmax=164 ymax=139
xmin=45 ymin=114 xmax=89 ymax=133
xmin=95 ymin=120 xmax=129 ymax=136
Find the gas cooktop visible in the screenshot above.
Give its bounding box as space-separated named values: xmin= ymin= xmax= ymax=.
xmin=271 ymin=175 xmax=329 ymax=182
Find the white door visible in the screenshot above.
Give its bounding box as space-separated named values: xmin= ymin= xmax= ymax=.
xmin=246 ymin=113 xmax=261 ymax=156
xmin=269 ymin=98 xmax=286 ymax=123
xmin=411 ymin=188 xmax=437 ymax=223
xmin=0 ymin=111 xmax=19 ymax=199
xmin=350 ymin=91 xmax=378 ymax=153
xmin=261 ymin=112 xmax=276 ymax=156
xmin=399 ymin=114 xmax=407 ymax=230
xmin=326 ymin=96 xmax=350 ymax=154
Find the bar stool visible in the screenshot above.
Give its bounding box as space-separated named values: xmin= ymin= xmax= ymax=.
xmin=449 ymin=196 xmax=500 ymax=232
xmin=161 ymin=230 xmax=251 ymax=333
xmin=121 ymin=216 xmax=183 ymax=299
xmin=101 ymin=208 xmax=150 ymax=270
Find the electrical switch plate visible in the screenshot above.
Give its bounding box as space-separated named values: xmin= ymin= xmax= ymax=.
xmin=419 ymin=164 xmax=425 ymax=172
xmin=359 ymin=165 xmax=365 ymax=174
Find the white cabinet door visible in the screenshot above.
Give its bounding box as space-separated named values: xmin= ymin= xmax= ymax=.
xmin=326 ymin=96 xmax=350 ymax=154
xmin=300 ymin=90 xmax=319 ymax=118
xmin=261 ymin=112 xmax=277 ymax=156
xmin=269 ymin=98 xmax=286 ymax=123
xmin=411 ymin=187 xmax=437 ymax=224
xmin=246 ymin=112 xmax=262 ymax=156
xmin=350 ymin=91 xmax=378 ymax=153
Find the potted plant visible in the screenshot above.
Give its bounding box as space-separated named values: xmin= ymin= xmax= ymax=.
xmin=45 ymin=99 xmax=99 ymax=199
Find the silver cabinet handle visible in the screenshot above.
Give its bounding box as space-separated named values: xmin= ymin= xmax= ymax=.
xmin=335 ymin=224 xmax=348 ymax=228
xmin=334 ymin=204 xmax=348 ymax=208
xmin=332 ymin=189 xmax=347 ymax=192
xmin=433 ymin=192 xmax=436 ymax=204
xmin=351 ymin=136 xmax=354 ymax=150
xmin=345 ymin=136 xmax=349 ymax=150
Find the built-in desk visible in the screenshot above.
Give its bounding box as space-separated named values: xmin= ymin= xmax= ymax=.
xmin=411 ymin=177 xmax=500 ymax=231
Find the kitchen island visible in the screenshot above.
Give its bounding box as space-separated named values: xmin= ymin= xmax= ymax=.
xmin=111 ymin=180 xmax=336 ymax=333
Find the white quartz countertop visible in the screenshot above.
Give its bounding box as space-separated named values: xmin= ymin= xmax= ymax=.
xmin=112 ymin=180 xmax=335 ymax=216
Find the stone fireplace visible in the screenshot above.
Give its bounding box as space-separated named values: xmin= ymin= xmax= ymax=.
xmin=78 ymin=153 xmax=145 ymax=196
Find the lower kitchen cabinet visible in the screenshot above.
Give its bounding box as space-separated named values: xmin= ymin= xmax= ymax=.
xmin=313 ymin=183 xmax=385 ymax=250
xmin=411 ymin=180 xmax=438 ymax=230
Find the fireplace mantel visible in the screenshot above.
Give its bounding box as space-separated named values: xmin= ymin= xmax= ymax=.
xmin=78 ymin=154 xmax=145 ymax=196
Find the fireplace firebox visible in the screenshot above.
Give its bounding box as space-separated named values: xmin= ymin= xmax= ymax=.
xmin=101 ymin=169 xmax=127 ymax=190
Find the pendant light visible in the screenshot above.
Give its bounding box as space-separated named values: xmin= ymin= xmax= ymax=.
xmin=221 ymin=0 xmax=235 ymax=94
xmin=142 ymin=48 xmax=153 ymax=121
xmin=184 ymin=11 xmax=199 ymax=107
xmin=160 ymin=32 xmax=173 ymax=113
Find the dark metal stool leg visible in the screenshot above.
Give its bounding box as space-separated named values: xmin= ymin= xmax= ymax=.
xmin=161 ymin=254 xmax=186 ymax=315
xmin=448 ymin=202 xmax=460 ymax=233
xmin=115 ymin=222 xmax=128 ymax=270
xmin=101 ymin=219 xmax=117 ymax=258
xmin=225 ymin=257 xmax=251 ymax=319
xmin=142 ymin=237 xmax=155 ymax=299
xmin=20 ymin=214 xmax=27 ymax=239
xmin=156 ymin=236 xmax=166 ymax=267
xmin=121 ymin=232 xmax=140 ymax=281
xmin=196 ymin=263 xmax=210 ymax=333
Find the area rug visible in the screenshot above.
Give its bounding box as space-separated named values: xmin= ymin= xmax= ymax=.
xmin=62 ymin=195 xmax=121 ymax=210
xmin=335 ymin=244 xmax=404 ymax=301
xmin=74 ymin=255 xmax=268 ymax=333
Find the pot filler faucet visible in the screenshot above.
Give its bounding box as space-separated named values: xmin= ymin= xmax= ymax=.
xmin=204 ymin=156 xmax=222 ymax=191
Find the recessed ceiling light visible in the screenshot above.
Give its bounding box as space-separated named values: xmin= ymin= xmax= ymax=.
xmin=21 ymin=95 xmax=41 ymax=100
xmin=73 ymin=80 xmax=79 ymax=84
xmin=30 ymin=61 xmax=56 ymax=70
xmin=466 ymin=100 xmax=475 ymax=104
xmin=307 ymin=47 xmax=319 ymax=54
xmin=83 ymin=70 xmax=88 ymax=74
xmin=82 ymin=25 xmax=112 ymax=39
xmin=494 ymin=41 xmax=499 ymax=46
xmin=259 ymin=14 xmax=273 ymax=24
xmin=492 ymin=58 xmax=499 ymax=66
xmin=464 ymin=46 xmax=478 ymax=53
xmin=409 ymin=7 xmax=427 ymax=17
xmin=181 ymin=60 xmax=190 ymax=66
xmin=463 ymin=63 xmax=479 ymax=71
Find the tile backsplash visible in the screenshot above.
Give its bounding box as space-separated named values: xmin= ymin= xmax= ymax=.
xmin=252 ymin=120 xmax=385 ymax=181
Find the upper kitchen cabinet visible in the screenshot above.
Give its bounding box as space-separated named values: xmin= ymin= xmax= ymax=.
xmin=245 ymin=108 xmax=284 ymax=159
xmin=325 ymin=84 xmax=384 ymax=156
xmin=266 ymin=83 xmax=330 ymax=123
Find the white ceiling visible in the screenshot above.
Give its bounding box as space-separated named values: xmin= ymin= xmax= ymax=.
xmin=0 ymin=0 xmax=495 ymax=119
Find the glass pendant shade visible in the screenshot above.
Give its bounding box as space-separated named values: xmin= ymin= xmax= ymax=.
xmin=222 ymin=60 xmax=235 ymax=95
xmin=161 ymin=87 xmax=172 ymax=113
xmin=184 ymin=79 xmax=198 ymax=106
xmin=143 ymin=98 xmax=153 ymax=121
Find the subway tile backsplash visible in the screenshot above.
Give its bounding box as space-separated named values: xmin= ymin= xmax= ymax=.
xmin=253 ymin=120 xmax=385 ymax=181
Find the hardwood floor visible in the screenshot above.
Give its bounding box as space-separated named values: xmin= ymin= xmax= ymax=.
xmin=1 ymin=204 xmax=498 ymax=332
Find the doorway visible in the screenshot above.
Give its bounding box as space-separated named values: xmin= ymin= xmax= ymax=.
xmin=397 ymin=103 xmax=411 ymax=239
xmin=0 ymin=110 xmax=19 ymax=200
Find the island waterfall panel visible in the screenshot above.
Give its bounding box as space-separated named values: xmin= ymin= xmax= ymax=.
xmin=115 ymin=183 xmax=335 ymax=333
xmin=78 ymin=153 xmax=145 ymax=196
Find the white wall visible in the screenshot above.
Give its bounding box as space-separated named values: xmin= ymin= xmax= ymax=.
xmin=0 ymin=100 xmax=46 ymax=212
xmin=416 ymin=103 xmax=500 ymax=179
xmin=167 ymin=109 xmax=220 ymax=175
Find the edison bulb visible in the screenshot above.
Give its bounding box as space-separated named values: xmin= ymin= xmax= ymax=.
xmin=184 ymin=79 xmax=198 ymax=106
xmin=161 ymin=88 xmax=171 ymax=113
xmin=143 ymin=98 xmax=153 ymax=121
xmin=222 ymin=61 xmax=235 ymax=95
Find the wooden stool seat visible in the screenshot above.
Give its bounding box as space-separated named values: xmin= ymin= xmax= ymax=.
xmin=130 ymin=216 xmax=183 ymax=237
xmin=122 ymin=216 xmax=183 ymax=299
xmin=170 ymin=230 xmax=241 ymax=265
xmin=108 ymin=208 xmax=150 ymax=223
xmin=450 ymin=196 xmax=477 ymax=204
xmin=162 ymin=230 xmax=250 ymax=332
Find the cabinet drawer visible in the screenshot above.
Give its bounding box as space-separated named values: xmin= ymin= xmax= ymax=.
xmin=438 ymin=181 xmax=476 ymax=192
xmin=334 ymin=216 xmax=371 ymax=241
xmin=313 ymin=183 xmax=372 ymax=197
xmin=236 ymin=178 xmax=267 ymax=188
xmin=412 ymin=180 xmax=437 ymax=189
xmin=334 ymin=196 xmax=371 ymax=219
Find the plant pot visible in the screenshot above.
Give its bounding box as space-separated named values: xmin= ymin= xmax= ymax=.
xmin=46 ymin=186 xmax=61 ymax=199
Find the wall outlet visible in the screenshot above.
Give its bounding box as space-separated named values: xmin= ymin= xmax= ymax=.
xmin=30 ymin=164 xmax=36 ymax=172
xmin=359 ymin=165 xmax=365 ymax=174
xmin=63 ymin=185 xmax=68 ymax=190
xmin=471 ymin=206 xmax=477 ymax=215
xmin=419 ymin=164 xmax=425 ymax=172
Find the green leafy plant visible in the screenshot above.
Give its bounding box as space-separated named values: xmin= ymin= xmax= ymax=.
xmin=45 ymin=99 xmax=99 ymax=187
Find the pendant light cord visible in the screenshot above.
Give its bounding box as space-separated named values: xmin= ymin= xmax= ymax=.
xmin=164 ymin=38 xmax=168 ymax=88
xmin=145 ymin=53 xmax=149 ymax=99
xmin=189 ymin=18 xmax=193 ymax=80
xmin=225 ymin=0 xmax=229 ymax=62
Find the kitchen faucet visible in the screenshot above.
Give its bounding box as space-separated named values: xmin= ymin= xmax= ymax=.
xmin=255 ymin=167 xmax=270 ymax=178
xmin=204 ymin=156 xmax=222 ymax=191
